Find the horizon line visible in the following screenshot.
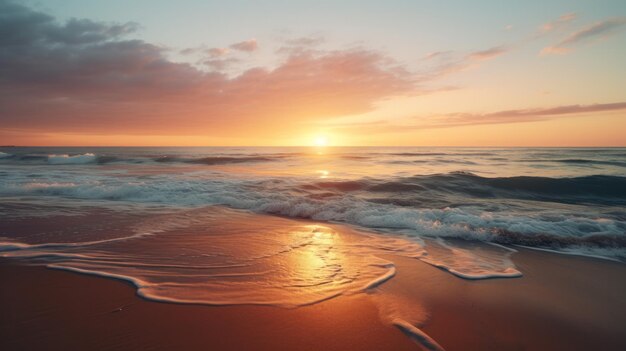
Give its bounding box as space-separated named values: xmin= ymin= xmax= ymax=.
xmin=2 ymin=145 xmax=626 ymax=148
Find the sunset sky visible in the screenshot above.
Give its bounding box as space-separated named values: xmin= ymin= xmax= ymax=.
xmin=1 ymin=0 xmax=625 ymax=146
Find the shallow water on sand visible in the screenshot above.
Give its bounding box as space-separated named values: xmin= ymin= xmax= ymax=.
xmin=1 ymin=205 xmax=521 ymax=305
xmin=1 ymin=203 xmax=527 ymax=349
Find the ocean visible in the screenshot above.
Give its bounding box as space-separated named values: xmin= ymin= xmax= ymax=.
xmin=1 ymin=147 xmax=625 ymax=305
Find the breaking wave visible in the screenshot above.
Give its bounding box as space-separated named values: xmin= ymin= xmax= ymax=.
xmin=1 ymin=170 xmax=624 ymax=260
xmin=154 ymin=155 xmax=279 ymax=165
xmin=307 ymin=172 xmax=626 ymax=205
xmin=0 ymin=152 xmax=281 ymax=166
xmin=47 ymin=153 xmax=98 ymax=164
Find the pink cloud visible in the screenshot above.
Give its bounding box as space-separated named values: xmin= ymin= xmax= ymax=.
xmin=541 ymin=12 xmax=576 ymax=32
xmin=467 ymin=46 xmax=508 ymax=61
xmin=431 ymin=102 xmax=626 ymax=127
xmin=230 ymin=39 xmax=258 ymax=52
xmin=207 ymin=47 xmax=230 ymax=57
xmin=542 ymin=17 xmax=626 ymax=55
xmin=203 ymin=57 xmax=239 ymax=70
xmin=323 ymin=102 xmax=626 ymax=134
xmin=0 ymin=3 xmax=418 ymax=137
xmin=420 ymin=46 xmax=509 ymax=80
xmin=540 ymin=46 xmax=571 ymax=55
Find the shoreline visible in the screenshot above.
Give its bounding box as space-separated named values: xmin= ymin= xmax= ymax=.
xmin=2 ymin=245 xmax=625 ymax=350
xmin=0 ymin=259 xmax=417 ymax=351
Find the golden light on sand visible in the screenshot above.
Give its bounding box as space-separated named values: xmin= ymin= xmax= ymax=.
xmin=293 ymin=225 xmax=343 ymax=285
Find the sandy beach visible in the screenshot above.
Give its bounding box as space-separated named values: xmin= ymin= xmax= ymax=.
xmin=2 ymin=232 xmax=625 ymax=351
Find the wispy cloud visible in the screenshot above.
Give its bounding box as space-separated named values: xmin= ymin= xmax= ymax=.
xmin=322 ymin=102 xmax=626 ymax=133
xmin=284 ymin=35 xmax=325 ymax=47
xmin=203 ymin=57 xmax=239 ymax=70
xmin=207 ymin=47 xmax=230 ymax=57
xmin=542 ymin=17 xmax=626 ymax=55
xmin=422 ymin=102 xmax=626 ymax=128
xmin=422 ymin=51 xmax=450 ymax=60
xmin=230 ymin=39 xmax=258 ymax=52
xmin=420 ymin=45 xmax=509 ymax=80
xmin=541 ymin=12 xmax=577 ymax=33
xmin=467 ymin=46 xmax=508 ymax=61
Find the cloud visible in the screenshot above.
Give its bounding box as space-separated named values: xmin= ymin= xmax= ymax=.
xmin=276 ymin=35 xmax=328 ymax=56
xmin=542 ymin=17 xmax=626 ymax=55
xmin=321 ymin=102 xmax=626 ymax=134
xmin=0 ymin=0 xmax=198 ymax=99
xmin=0 ymin=1 xmax=416 ymax=137
xmin=467 ymin=46 xmax=508 ymax=61
xmin=229 ymin=39 xmax=258 ymax=52
xmin=412 ymin=102 xmax=626 ymax=129
xmin=0 ymin=1 xmax=139 ymax=46
xmin=180 ymin=46 xmax=229 ymax=57
xmin=284 ymin=35 xmax=324 ymax=47
xmin=420 ymin=45 xmax=509 ymax=80
xmin=422 ymin=51 xmax=451 ymax=60
xmin=541 ymin=12 xmax=576 ymax=33
xmin=207 ymin=47 xmax=230 ymax=57
xmin=203 ymin=57 xmax=239 ymax=70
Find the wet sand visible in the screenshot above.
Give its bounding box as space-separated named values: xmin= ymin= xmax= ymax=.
xmin=383 ymin=249 xmax=626 ymax=350
xmin=2 ymin=246 xmax=625 ymax=350
xmin=0 ymin=260 xmax=416 ymax=351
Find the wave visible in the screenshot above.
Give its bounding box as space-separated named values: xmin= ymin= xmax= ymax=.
xmin=1 ymin=162 xmax=625 ymax=260
xmin=306 ymin=172 xmax=626 ymax=205
xmin=154 ymin=155 xmax=279 ymax=165
xmin=190 ymin=156 xmax=277 ymax=165
xmin=389 ymin=152 xmax=495 ymax=157
xmin=553 ymin=159 xmax=626 ymax=167
xmin=515 ymin=158 xmax=626 ymax=167
xmin=47 ymin=153 xmax=98 ymax=164
xmin=256 ymin=197 xmax=626 ymax=256
xmin=320 ymin=173 xmax=626 ymax=204
xmin=0 ymin=153 xmax=280 ymax=166
xmin=386 ymin=159 xmax=478 ymax=165
xmin=17 ymin=155 xmax=48 ymax=161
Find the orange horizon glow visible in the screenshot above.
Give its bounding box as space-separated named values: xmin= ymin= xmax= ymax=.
xmin=2 ymin=112 xmax=625 ymax=147
xmin=1 ymin=2 xmax=625 ymax=147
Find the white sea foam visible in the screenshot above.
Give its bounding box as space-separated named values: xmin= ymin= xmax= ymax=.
xmin=0 ymin=151 xmax=11 ymax=158
xmin=47 ymin=153 xmax=97 ymax=164
xmin=362 ymin=263 xmax=397 ymax=290
xmin=393 ymin=319 xmax=446 ymax=351
xmin=0 ymin=241 xmax=32 ymax=252
xmin=0 ymin=168 xmax=623 ymax=262
xmin=418 ymin=238 xmax=522 ymax=279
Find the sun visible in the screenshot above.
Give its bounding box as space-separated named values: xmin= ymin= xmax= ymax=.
xmin=313 ymin=135 xmax=329 ymax=147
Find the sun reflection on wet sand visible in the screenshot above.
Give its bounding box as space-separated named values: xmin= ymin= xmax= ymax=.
xmin=288 ymin=225 xmax=351 ymax=294
xmin=2 ymin=207 xmax=411 ymax=307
